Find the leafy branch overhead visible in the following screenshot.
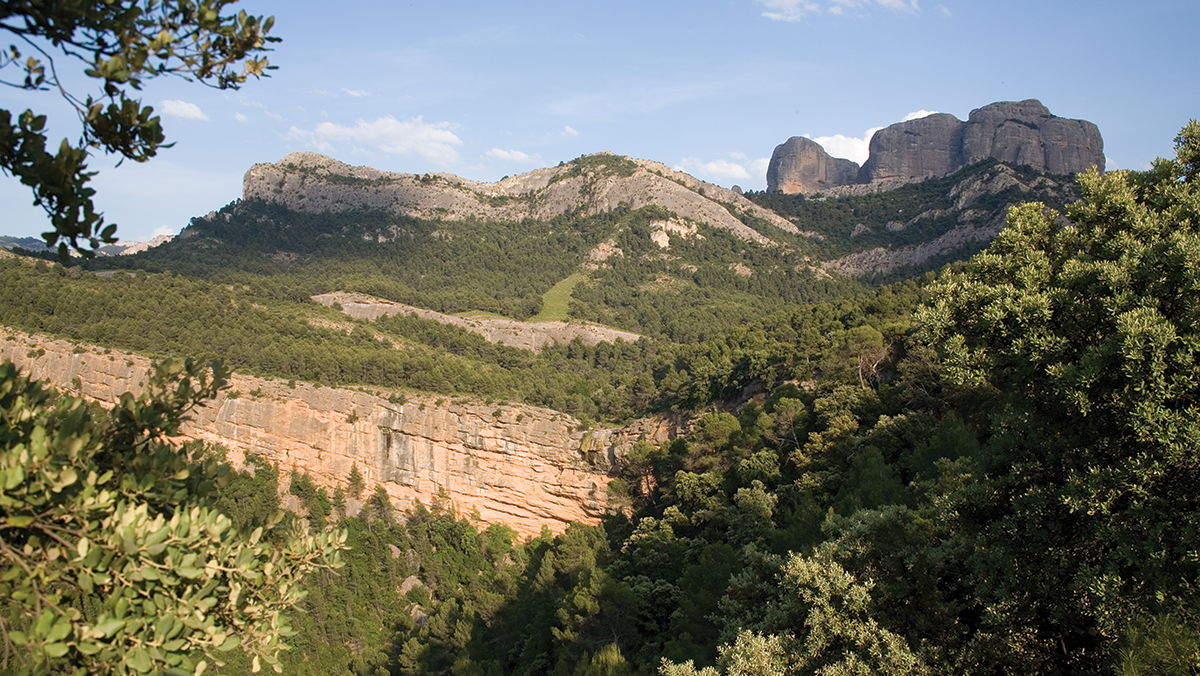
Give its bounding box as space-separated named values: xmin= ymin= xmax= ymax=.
xmin=0 ymin=1 xmax=278 ymax=259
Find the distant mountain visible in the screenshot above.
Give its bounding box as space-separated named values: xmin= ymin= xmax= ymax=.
xmin=104 ymin=149 xmax=1082 ymax=314
xmin=767 ymin=99 xmax=1104 ymax=194
xmin=0 ymin=234 xmax=174 ymax=256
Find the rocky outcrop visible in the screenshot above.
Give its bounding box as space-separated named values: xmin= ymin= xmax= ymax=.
xmin=857 ymin=113 xmax=966 ymax=183
xmin=242 ymin=152 xmax=801 ymax=247
xmin=858 ymin=100 xmax=1103 ymax=183
xmin=769 ymin=100 xmax=1103 ymax=194
xmin=1 ymin=329 xmax=683 ymax=538
xmin=766 ymin=137 xmax=861 ymax=194
xmin=820 ymin=163 xmax=1071 ymax=277
xmin=960 ymin=100 xmax=1104 ymax=176
xmin=311 ymin=292 xmax=641 ymax=353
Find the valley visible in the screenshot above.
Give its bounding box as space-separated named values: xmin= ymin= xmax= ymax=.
xmin=6 ymin=95 xmax=1196 ymax=676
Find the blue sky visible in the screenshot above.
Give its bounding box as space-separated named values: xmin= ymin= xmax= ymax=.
xmin=2 ymin=0 xmax=1197 ymax=243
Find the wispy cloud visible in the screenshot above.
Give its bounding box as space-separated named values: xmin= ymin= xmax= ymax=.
xmin=758 ymin=0 xmax=919 ymax=21
xmin=486 ymin=148 xmax=543 ymax=164
xmin=160 ymin=100 xmax=208 ymax=120
xmin=288 ymin=116 xmax=463 ymax=164
xmin=563 ymin=125 xmax=579 ymax=137
xmin=342 ymin=88 xmax=371 ymax=97
xmin=234 ymin=112 xmax=248 ymax=123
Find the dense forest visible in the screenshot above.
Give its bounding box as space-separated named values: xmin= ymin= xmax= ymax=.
xmin=3 ymin=123 xmax=1199 ymax=675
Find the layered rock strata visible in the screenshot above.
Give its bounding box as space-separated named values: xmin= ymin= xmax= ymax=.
xmin=1 ymin=329 xmax=680 ymax=537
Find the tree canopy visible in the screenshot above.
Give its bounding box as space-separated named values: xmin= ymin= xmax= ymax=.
xmin=0 ymin=0 xmax=278 ymax=258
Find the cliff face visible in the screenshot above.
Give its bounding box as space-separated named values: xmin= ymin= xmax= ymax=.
xmin=242 ymin=152 xmax=800 ymax=247
xmin=1 ymin=330 xmax=680 ymax=537
xmin=766 ymin=137 xmax=861 ymax=194
xmin=860 ymin=100 xmax=1104 ymax=183
xmin=768 ymin=99 xmax=1104 ymax=194
xmin=857 ymin=113 xmax=966 ymax=183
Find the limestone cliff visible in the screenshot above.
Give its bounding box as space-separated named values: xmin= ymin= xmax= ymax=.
xmin=242 ymin=152 xmax=800 ymax=247
xmin=1 ymin=329 xmax=681 ymax=538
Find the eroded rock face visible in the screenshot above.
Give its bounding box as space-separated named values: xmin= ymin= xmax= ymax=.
xmin=771 ymin=100 xmax=1103 ymax=193
xmin=858 ymin=113 xmax=966 ymax=182
xmin=766 ymin=137 xmax=861 ymax=194
xmin=241 ymin=152 xmax=800 ymax=247
xmin=858 ymin=100 xmax=1104 ymax=183
xmin=1 ymin=329 xmax=682 ymax=537
xmin=961 ymin=100 xmax=1104 ymax=176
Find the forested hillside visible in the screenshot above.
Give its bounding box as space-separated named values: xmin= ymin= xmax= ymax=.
xmin=4 ymin=118 xmax=1197 ymax=675
xmin=239 ymin=122 xmax=1197 ymax=676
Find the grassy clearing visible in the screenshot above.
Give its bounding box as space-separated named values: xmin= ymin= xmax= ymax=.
xmin=532 ymin=273 xmax=587 ymax=322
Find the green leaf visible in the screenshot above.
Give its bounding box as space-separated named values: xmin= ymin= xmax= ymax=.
xmin=6 ymin=515 xmax=34 ymax=527
xmin=129 ymin=646 xmax=153 ymax=672
xmin=43 ymin=641 xmax=68 ymax=657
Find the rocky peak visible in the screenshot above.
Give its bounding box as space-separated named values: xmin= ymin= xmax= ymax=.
xmin=960 ymin=99 xmax=1104 ymax=176
xmin=857 ymin=113 xmax=966 ymax=183
xmin=768 ymin=100 xmax=1104 ymax=194
xmin=766 ymin=137 xmax=861 ymax=194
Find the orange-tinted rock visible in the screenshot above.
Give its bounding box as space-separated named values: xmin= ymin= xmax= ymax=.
xmin=1 ymin=329 xmax=681 ymax=537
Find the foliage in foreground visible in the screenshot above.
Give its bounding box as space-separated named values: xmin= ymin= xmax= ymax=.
xmin=0 ymin=358 xmax=344 ymax=675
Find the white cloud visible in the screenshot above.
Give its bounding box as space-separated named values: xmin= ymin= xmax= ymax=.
xmin=758 ymin=0 xmax=919 ymax=21
xmin=288 ymin=116 xmax=463 ymax=165
xmin=563 ymin=125 xmax=579 ymax=137
xmin=748 ymin=157 xmax=772 ymax=179
xmin=150 ymin=225 xmax=177 ymax=238
xmin=160 ymin=100 xmax=208 ymax=120
xmin=903 ymin=109 xmax=939 ymax=121
xmin=808 ymin=127 xmax=882 ymax=165
xmin=486 ymin=148 xmax=543 ymax=164
xmin=676 ymin=154 xmax=768 ymax=183
xmin=234 ymin=112 xmax=248 ymax=123
xmin=342 ymin=88 xmax=371 ymax=97
xmin=935 ymin=4 xmax=951 ymax=16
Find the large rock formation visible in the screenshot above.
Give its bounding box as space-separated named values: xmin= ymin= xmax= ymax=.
xmin=859 ymin=100 xmax=1104 ymax=183
xmin=768 ymin=100 xmax=1104 ymax=193
xmin=1 ymin=329 xmax=682 ymax=538
xmin=242 ymin=152 xmax=800 ymax=247
xmin=856 ymin=113 xmax=966 ymax=183
xmin=960 ymin=100 xmax=1105 ymax=176
xmin=766 ymin=137 xmax=860 ymax=194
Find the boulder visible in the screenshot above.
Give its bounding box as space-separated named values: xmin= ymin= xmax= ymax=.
xmin=766 ymin=136 xmax=860 ymax=194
